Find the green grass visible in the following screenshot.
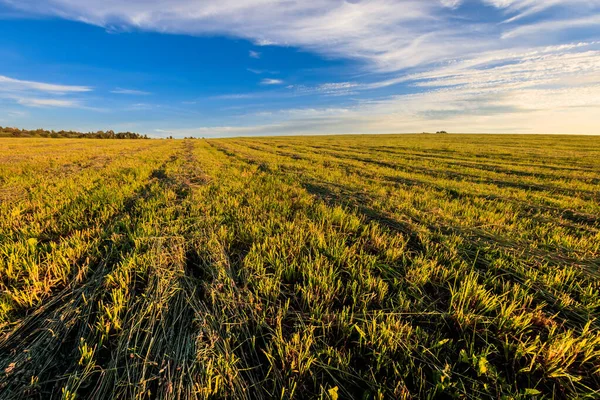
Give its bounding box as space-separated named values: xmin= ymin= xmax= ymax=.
xmin=0 ymin=134 xmax=599 ymax=399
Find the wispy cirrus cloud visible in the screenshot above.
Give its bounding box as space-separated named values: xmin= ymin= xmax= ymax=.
xmin=212 ymin=93 xmax=257 ymax=100
xmin=501 ymin=15 xmax=600 ymax=39
xmin=260 ymin=78 xmax=283 ymax=85
xmin=483 ymin=0 xmax=600 ymax=23
xmin=287 ymin=42 xmax=600 ymax=94
xmin=0 ymin=74 xmax=93 ymax=109
xmin=247 ymin=68 xmax=278 ymax=75
xmin=111 ymin=87 xmax=151 ymax=95
xmin=287 ymin=82 xmax=360 ymax=97
xmin=17 ymin=98 xmax=81 ymax=108
xmin=407 ymin=44 xmax=600 ymax=90
xmin=0 ymin=75 xmax=91 ymax=93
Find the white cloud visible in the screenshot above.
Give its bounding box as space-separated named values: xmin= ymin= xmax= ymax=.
xmin=260 ymin=78 xmax=283 ymax=85
xmin=4 ymin=110 xmax=28 ymax=118
xmin=502 ymin=15 xmax=600 ymax=39
xmin=127 ymin=102 xmax=156 ymax=110
xmin=287 ymin=82 xmax=360 ymax=96
xmin=17 ymin=98 xmax=81 ymax=108
xmin=213 ymin=93 xmax=257 ymax=99
xmin=409 ymin=46 xmax=600 ymax=90
xmin=3 ymin=1 xmax=599 ymax=74
xmin=0 ymin=75 xmax=91 ymax=93
xmin=111 ymin=87 xmax=151 ymax=95
xmin=247 ymin=68 xmax=278 ymax=75
xmin=249 ymin=50 xmax=261 ymax=59
xmin=439 ymin=0 xmax=463 ymax=8
xmin=0 ymin=74 xmax=92 ymax=109
xmin=483 ymin=0 xmax=600 ymax=23
xmin=284 ymin=42 xmax=600 ymax=94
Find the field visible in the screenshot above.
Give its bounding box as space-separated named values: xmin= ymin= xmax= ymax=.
xmin=0 ymin=134 xmax=599 ymax=399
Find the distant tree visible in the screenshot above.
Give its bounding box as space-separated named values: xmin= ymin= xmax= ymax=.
xmin=0 ymin=125 xmax=150 ymax=139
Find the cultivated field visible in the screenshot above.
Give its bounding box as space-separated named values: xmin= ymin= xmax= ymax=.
xmin=0 ymin=135 xmax=599 ymax=399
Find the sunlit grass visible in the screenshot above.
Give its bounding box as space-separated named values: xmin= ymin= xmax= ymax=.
xmin=0 ymin=134 xmax=599 ymax=399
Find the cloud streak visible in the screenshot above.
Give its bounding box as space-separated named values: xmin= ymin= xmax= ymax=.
xmin=0 ymin=74 xmax=93 ymax=109
xmin=17 ymin=98 xmax=81 ymax=108
xmin=111 ymin=87 xmax=151 ymax=95
xmin=260 ymin=78 xmax=283 ymax=85
xmin=0 ymin=75 xmax=91 ymax=93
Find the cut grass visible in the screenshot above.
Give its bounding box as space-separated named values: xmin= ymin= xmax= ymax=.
xmin=1 ymin=134 xmax=599 ymax=399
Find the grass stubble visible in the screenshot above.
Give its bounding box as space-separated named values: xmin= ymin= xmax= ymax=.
xmin=0 ymin=134 xmax=599 ymax=399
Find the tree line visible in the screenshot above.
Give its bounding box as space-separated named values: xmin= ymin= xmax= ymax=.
xmin=0 ymin=126 xmax=149 ymax=139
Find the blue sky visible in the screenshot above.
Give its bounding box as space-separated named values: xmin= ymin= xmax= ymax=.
xmin=0 ymin=0 xmax=599 ymax=137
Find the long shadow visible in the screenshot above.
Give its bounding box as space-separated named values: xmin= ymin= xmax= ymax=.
xmin=270 ymin=146 xmax=599 ymax=231
xmin=302 ymin=181 xmax=426 ymax=256
xmin=305 ymin=178 xmax=599 ymax=326
xmin=0 ymin=230 xmax=135 ymax=398
xmin=364 ymin=145 xmax=600 ymax=174
xmin=92 ymin=240 xmax=203 ymax=399
xmin=306 ymin=146 xmax=599 ymax=201
xmin=0 ymin=157 xmax=186 ymax=398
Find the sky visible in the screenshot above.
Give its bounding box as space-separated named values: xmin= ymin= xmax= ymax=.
xmin=0 ymin=0 xmax=599 ymax=137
